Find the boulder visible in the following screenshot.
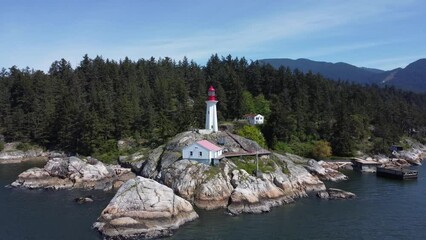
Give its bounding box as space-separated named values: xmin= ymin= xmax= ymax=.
xmin=11 ymin=157 xmax=135 ymax=191
xmin=317 ymin=188 xmax=356 ymax=200
xmin=44 ymin=158 xmax=69 ymax=178
xmin=93 ymin=177 xmax=198 ymax=239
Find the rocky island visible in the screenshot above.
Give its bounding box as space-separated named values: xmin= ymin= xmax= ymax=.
xmin=9 ymin=128 xmax=426 ymax=239
xmin=17 ymin=128 xmax=426 ymax=239
xmin=119 ymin=131 xmax=333 ymax=212
xmin=11 ymin=156 xmax=135 ymax=191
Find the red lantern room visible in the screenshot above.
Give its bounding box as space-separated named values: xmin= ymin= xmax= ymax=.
xmin=207 ymin=85 xmax=217 ymax=101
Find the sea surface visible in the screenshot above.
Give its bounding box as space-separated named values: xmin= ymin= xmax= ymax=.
xmin=1 ymin=161 xmax=425 ymax=240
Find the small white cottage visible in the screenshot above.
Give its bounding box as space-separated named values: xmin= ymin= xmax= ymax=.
xmin=182 ymin=140 xmax=223 ymax=165
xmin=244 ymin=114 xmax=264 ymax=125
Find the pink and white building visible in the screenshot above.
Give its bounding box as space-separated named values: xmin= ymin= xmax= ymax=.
xmin=182 ymin=140 xmax=223 ymax=165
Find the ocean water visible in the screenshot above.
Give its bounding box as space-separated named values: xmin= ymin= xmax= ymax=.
xmin=1 ymin=161 xmax=425 ymax=240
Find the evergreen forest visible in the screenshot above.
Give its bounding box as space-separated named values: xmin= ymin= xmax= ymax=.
xmin=1 ymin=54 xmax=425 ymax=160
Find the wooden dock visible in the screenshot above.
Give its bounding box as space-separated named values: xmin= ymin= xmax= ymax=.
xmin=376 ymin=167 xmax=418 ymax=180
xmin=351 ymin=158 xmax=382 ymax=172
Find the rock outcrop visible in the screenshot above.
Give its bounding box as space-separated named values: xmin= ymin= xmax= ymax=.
xmin=274 ymin=153 xmax=326 ymax=194
xmin=160 ymin=152 xmax=326 ymax=214
xmin=0 ymin=144 xmax=48 ymax=164
xmin=398 ymin=149 xmax=424 ymax=166
xmin=194 ymin=160 xmax=234 ymax=210
xmin=93 ymin=177 xmax=198 ymax=239
xmin=11 ymin=157 xmax=135 ymax=191
xmin=227 ymin=169 xmax=293 ymax=215
xmin=117 ymin=131 xmax=329 ymax=215
xmin=305 ymin=159 xmax=348 ymax=182
xmin=161 ymin=160 xmax=234 ymax=210
xmin=317 ymin=188 xmax=356 ymax=200
xmin=123 ymin=131 xmax=271 ymax=179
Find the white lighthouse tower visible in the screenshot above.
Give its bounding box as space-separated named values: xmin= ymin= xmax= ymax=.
xmin=205 ymin=85 xmax=218 ymax=132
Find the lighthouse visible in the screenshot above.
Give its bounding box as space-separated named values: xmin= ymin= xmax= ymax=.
xmin=205 ymin=86 xmax=218 ymax=132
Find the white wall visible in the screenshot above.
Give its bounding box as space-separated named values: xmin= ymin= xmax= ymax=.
xmin=247 ymin=115 xmax=264 ymax=125
xmin=205 ymin=101 xmax=218 ymax=132
xmin=182 ymin=144 xmax=222 ymax=165
xmin=182 ymin=145 xmax=210 ymax=160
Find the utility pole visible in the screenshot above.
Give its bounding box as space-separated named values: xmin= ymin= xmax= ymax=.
xmin=256 ymin=145 xmax=259 ymax=177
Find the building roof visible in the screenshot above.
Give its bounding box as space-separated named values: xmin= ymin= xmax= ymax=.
xmin=243 ymin=113 xmax=263 ymax=118
xmin=196 ymin=140 xmax=222 ymax=151
xmin=351 ymin=158 xmax=382 ymax=165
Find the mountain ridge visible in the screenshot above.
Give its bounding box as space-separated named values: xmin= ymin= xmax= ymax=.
xmin=259 ymin=58 xmax=426 ymax=93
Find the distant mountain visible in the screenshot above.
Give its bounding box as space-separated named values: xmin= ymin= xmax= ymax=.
xmin=259 ymin=58 xmax=426 ymax=93
xmin=381 ymin=59 xmax=426 ymax=93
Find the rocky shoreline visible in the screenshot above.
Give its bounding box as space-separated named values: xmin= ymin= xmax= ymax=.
xmin=11 ymin=156 xmax=135 ymax=191
xmin=6 ymin=131 xmax=425 ymax=239
xmin=0 ymin=149 xmax=47 ymax=164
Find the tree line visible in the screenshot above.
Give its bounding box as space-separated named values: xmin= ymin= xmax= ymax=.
xmin=0 ymin=54 xmax=425 ymax=158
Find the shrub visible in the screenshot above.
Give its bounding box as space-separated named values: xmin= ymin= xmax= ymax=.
xmin=93 ymin=139 xmax=120 ymax=164
xmin=273 ymin=141 xmax=294 ymax=154
xmin=311 ymin=140 xmax=332 ymax=160
xmin=16 ymin=142 xmax=33 ymax=152
xmin=236 ymin=125 xmax=267 ymax=148
xmin=274 ymin=141 xmax=314 ymax=158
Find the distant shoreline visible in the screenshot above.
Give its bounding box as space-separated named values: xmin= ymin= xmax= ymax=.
xmin=0 ymin=157 xmax=48 ymax=165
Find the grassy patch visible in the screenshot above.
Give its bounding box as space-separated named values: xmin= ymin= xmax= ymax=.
xmin=16 ymin=142 xmax=38 ymax=151
xmin=92 ymin=138 xmax=155 ymax=164
xmin=270 ymin=154 xmax=289 ymax=174
xmin=205 ymin=166 xmax=221 ymax=180
xmin=231 ymin=156 xmax=275 ymax=174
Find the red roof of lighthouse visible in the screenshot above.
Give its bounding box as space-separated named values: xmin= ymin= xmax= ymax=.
xmin=207 ymin=85 xmax=217 ymax=101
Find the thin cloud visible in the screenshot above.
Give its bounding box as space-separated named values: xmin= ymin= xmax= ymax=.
xmin=1 ymin=0 xmax=421 ymax=71
xmin=110 ymin=1 xmax=417 ymax=64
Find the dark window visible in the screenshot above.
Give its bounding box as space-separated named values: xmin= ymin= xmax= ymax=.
xmin=190 ymin=151 xmax=193 ymax=156
xmin=199 ymin=151 xmax=203 ymax=157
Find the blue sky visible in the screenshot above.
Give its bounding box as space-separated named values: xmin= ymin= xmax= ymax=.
xmin=1 ymin=0 xmax=425 ymax=72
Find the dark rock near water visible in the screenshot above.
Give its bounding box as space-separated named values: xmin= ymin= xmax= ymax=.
xmin=74 ymin=196 xmax=94 ymax=204
xmin=317 ymin=188 xmax=356 ymax=200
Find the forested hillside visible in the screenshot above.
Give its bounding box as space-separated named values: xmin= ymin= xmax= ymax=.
xmin=1 ymin=54 xmax=425 ymax=158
